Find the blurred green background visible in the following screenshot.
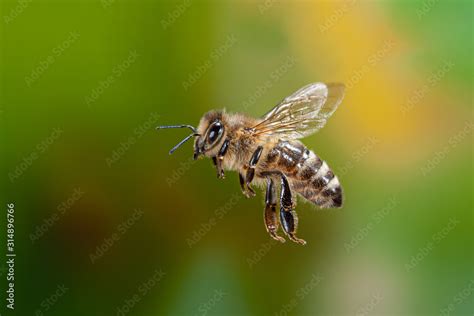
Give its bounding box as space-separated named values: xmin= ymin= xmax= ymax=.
xmin=1 ymin=0 xmax=473 ymax=315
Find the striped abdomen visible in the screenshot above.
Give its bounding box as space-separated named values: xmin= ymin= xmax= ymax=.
xmin=263 ymin=140 xmax=343 ymax=208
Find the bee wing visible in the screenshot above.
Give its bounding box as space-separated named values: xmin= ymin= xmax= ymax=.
xmin=251 ymin=82 xmax=345 ymax=139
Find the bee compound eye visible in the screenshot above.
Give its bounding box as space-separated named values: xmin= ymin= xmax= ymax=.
xmin=207 ymin=122 xmax=223 ymax=144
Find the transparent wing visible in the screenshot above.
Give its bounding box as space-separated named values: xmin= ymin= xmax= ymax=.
xmin=251 ymin=82 xmax=345 ymax=139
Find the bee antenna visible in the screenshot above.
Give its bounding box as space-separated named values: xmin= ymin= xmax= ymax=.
xmin=168 ymin=133 xmax=199 ymax=155
xmin=156 ymin=124 xmax=198 ymax=134
xmin=156 ymin=124 xmax=200 ymax=155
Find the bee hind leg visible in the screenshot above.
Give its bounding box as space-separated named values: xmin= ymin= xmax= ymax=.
xmin=279 ymin=175 xmax=307 ymax=245
xmin=264 ymin=177 xmax=286 ymax=243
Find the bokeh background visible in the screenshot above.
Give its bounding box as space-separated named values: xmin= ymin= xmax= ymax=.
xmin=1 ymin=0 xmax=473 ymax=315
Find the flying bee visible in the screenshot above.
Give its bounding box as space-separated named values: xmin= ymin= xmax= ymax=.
xmin=157 ymin=82 xmax=346 ymax=245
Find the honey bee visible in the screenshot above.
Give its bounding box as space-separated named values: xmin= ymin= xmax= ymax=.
xmin=157 ymin=82 xmax=346 ymax=245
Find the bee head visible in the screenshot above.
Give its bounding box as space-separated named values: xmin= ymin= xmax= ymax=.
xmin=156 ymin=110 xmax=226 ymax=160
xmin=194 ymin=110 xmax=226 ymax=160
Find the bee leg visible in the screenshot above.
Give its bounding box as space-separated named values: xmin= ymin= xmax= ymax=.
xmin=239 ymin=173 xmax=255 ymax=198
xmin=243 ymin=146 xmax=263 ymax=197
xmin=264 ymin=177 xmax=286 ymax=243
xmin=279 ymin=175 xmax=307 ymax=245
xmin=213 ymin=139 xmax=230 ymax=179
xmin=212 ymin=157 xmax=224 ymax=179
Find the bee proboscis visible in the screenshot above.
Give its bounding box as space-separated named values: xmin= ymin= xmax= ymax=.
xmin=157 ymin=82 xmax=346 ymax=245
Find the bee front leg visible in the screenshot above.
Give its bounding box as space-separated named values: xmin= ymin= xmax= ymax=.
xmin=213 ymin=139 xmax=230 ymax=179
xmin=279 ymin=175 xmax=307 ymax=245
xmin=264 ymin=177 xmax=286 ymax=243
xmin=212 ymin=157 xmax=224 ymax=179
